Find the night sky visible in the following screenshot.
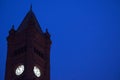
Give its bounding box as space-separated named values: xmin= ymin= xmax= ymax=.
xmin=0 ymin=0 xmax=120 ymax=80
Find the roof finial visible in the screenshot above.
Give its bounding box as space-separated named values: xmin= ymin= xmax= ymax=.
xmin=12 ymin=25 xmax=14 ymax=29
xmin=30 ymin=4 xmax=32 ymax=11
xmin=46 ymin=28 xmax=48 ymax=32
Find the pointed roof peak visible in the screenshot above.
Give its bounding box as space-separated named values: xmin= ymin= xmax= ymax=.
xmin=17 ymin=6 xmax=43 ymax=33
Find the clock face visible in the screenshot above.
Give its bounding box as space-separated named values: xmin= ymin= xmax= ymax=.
xmin=33 ymin=66 xmax=41 ymax=77
xmin=15 ymin=64 xmax=24 ymax=76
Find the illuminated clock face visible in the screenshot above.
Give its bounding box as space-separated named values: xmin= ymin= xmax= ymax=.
xmin=15 ymin=64 xmax=24 ymax=76
xmin=33 ymin=66 xmax=41 ymax=77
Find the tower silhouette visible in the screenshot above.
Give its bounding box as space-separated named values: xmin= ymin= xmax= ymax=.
xmin=5 ymin=7 xmax=52 ymax=80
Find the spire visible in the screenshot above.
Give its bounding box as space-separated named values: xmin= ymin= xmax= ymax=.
xmin=30 ymin=4 xmax=32 ymax=11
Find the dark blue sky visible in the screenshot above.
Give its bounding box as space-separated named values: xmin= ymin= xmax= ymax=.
xmin=0 ymin=0 xmax=120 ymax=80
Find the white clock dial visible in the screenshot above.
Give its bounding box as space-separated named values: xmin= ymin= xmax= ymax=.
xmin=33 ymin=66 xmax=41 ymax=77
xmin=15 ymin=64 xmax=24 ymax=76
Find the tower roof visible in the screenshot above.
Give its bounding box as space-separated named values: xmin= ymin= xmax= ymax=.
xmin=17 ymin=7 xmax=43 ymax=33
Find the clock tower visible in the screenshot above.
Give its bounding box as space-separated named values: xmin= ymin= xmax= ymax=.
xmin=5 ymin=7 xmax=52 ymax=80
